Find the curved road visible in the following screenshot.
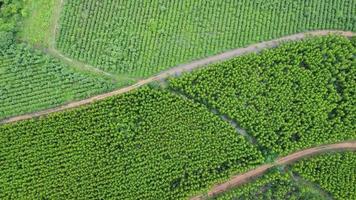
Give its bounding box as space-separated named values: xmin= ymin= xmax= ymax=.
xmin=191 ymin=141 xmax=356 ymax=200
xmin=0 ymin=30 xmax=354 ymax=124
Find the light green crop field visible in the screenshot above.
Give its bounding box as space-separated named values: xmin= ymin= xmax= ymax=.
xmin=1 ymin=36 xmax=355 ymax=199
xmin=18 ymin=0 xmax=57 ymax=47
xmin=57 ymin=0 xmax=355 ymax=77
xmin=0 ymin=0 xmax=355 ymax=199
xmin=0 ymin=44 xmax=116 ymax=120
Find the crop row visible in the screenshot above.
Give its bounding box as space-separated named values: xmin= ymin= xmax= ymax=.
xmin=57 ymin=0 xmax=355 ymax=77
xmin=0 ymin=87 xmax=263 ymax=199
xmin=0 ymin=44 xmax=116 ymax=119
xmin=212 ymin=169 xmax=324 ymax=200
xmin=213 ymin=152 xmax=356 ymax=200
xmin=292 ymin=152 xmax=356 ymax=200
xmin=1 ymin=36 xmax=355 ymax=199
xmin=169 ymin=35 xmax=356 ymax=155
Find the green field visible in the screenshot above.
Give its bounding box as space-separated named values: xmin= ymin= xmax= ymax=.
xmin=0 ymin=44 xmax=116 ymax=120
xmin=1 ymin=0 xmax=355 ymax=119
xmin=18 ymin=0 xmax=57 ymax=47
xmin=292 ymin=152 xmax=356 ymax=200
xmin=57 ymin=0 xmax=355 ymax=76
xmin=211 ymin=170 xmax=325 ymax=200
xmin=169 ymin=35 xmax=356 ymax=155
xmin=212 ymin=152 xmax=356 ymax=200
xmin=0 ymin=0 xmax=120 ymax=120
xmin=1 ymin=36 xmax=355 ymax=199
xmin=0 ymin=87 xmax=263 ymax=199
xmin=0 ymin=0 xmax=355 ymax=199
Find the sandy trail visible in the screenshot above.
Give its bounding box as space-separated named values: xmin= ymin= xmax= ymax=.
xmin=191 ymin=141 xmax=356 ymax=199
xmin=0 ymin=30 xmax=354 ymax=124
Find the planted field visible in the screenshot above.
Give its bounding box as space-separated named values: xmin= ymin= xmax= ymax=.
xmin=0 ymin=87 xmax=263 ymax=199
xmin=57 ymin=0 xmax=355 ymax=76
xmin=292 ymin=152 xmax=356 ymax=200
xmin=211 ymin=152 xmax=356 ymax=200
xmin=1 ymin=0 xmax=355 ymax=198
xmin=211 ymin=170 xmax=324 ymax=200
xmin=0 ymin=44 xmax=116 ymax=120
xmin=169 ymin=35 xmax=356 ymax=155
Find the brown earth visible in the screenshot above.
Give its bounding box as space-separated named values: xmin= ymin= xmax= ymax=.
xmin=190 ymin=141 xmax=356 ymax=200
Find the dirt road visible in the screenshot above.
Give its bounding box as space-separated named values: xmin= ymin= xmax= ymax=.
xmin=191 ymin=141 xmax=356 ymax=199
xmin=0 ymin=30 xmax=354 ymax=124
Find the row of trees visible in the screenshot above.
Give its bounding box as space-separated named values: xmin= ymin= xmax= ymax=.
xmin=0 ymin=87 xmax=264 ymax=199
xmin=292 ymin=152 xmax=356 ymax=200
xmin=0 ymin=0 xmax=118 ymax=120
xmin=56 ymin=0 xmax=355 ymax=77
xmin=0 ymin=44 xmax=116 ymax=120
xmin=169 ymin=35 xmax=356 ymax=156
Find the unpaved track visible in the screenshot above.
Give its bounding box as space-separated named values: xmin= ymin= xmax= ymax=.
xmin=46 ymin=48 xmax=118 ymax=80
xmin=291 ymin=174 xmax=333 ymax=200
xmin=0 ymin=30 xmax=354 ymax=124
xmin=191 ymin=141 xmax=356 ymax=200
xmin=47 ymin=0 xmax=117 ymax=80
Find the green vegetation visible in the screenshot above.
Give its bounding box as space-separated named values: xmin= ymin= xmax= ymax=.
xmin=0 ymin=87 xmax=263 ymax=199
xmin=292 ymin=152 xmax=356 ymax=200
xmin=0 ymin=0 xmax=120 ymax=120
xmin=0 ymin=0 xmax=25 ymax=48
xmin=1 ymin=0 xmax=355 ymax=197
xmin=211 ymin=170 xmax=324 ymax=200
xmin=1 ymin=32 xmax=355 ymax=198
xmin=18 ymin=0 xmax=57 ymax=47
xmin=57 ymin=0 xmax=355 ymax=76
xmin=0 ymin=44 xmax=116 ymax=120
xmin=169 ymin=35 xmax=356 ymax=155
xmin=212 ymin=152 xmax=356 ymax=200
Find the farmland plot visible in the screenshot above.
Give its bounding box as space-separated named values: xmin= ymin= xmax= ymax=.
xmin=169 ymin=35 xmax=356 ymax=155
xmin=57 ymin=0 xmax=355 ymax=76
xmin=0 ymin=44 xmax=116 ymax=120
xmin=0 ymin=87 xmax=263 ymax=200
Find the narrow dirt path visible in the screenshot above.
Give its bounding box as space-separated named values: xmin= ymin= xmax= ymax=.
xmin=49 ymin=0 xmax=63 ymax=49
xmin=46 ymin=0 xmax=118 ymax=81
xmin=0 ymin=30 xmax=354 ymax=124
xmin=291 ymin=173 xmax=333 ymax=200
xmin=46 ymin=48 xmax=119 ymax=80
xmin=191 ymin=141 xmax=356 ymax=200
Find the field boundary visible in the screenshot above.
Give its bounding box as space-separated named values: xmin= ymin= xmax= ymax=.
xmin=191 ymin=141 xmax=356 ymax=200
xmin=1 ymin=30 xmax=354 ymax=124
xmin=45 ymin=0 xmax=119 ymax=81
xmin=290 ymin=173 xmax=333 ymax=200
xmin=49 ymin=0 xmax=63 ymax=49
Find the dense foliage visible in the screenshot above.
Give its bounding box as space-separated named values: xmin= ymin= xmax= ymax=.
xmin=1 ymin=0 xmax=355 ymax=198
xmin=211 ymin=170 xmax=324 ymax=200
xmin=0 ymin=87 xmax=263 ymax=199
xmin=0 ymin=44 xmax=116 ymax=120
xmin=57 ymin=0 xmax=355 ymax=76
xmin=292 ymin=152 xmax=356 ymax=200
xmin=169 ymin=35 xmax=356 ymax=155
xmin=0 ymin=0 xmax=25 ymax=47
